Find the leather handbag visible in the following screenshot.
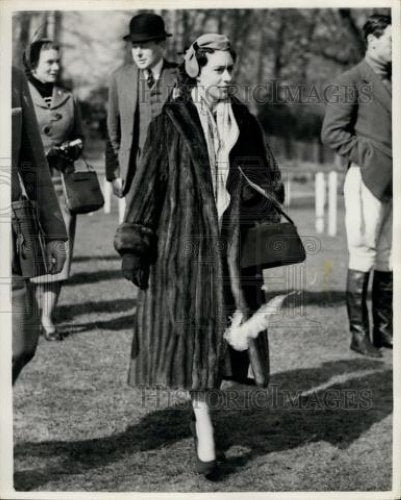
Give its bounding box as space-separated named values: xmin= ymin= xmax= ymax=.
xmin=12 ymin=175 xmax=48 ymax=278
xmin=239 ymin=167 xmax=306 ymax=270
xmin=62 ymin=157 xmax=104 ymax=215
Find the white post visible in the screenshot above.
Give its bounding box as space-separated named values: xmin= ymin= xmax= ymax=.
xmin=118 ymin=197 xmax=126 ymax=224
xmin=328 ymin=170 xmax=338 ymax=237
xmin=315 ymin=172 xmax=325 ymax=234
xmin=103 ymin=177 xmax=111 ymax=214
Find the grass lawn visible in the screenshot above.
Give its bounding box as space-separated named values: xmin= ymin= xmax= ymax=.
xmin=13 ymin=195 xmax=393 ymax=493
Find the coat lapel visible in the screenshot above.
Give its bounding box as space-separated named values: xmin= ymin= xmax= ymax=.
xmin=27 ymin=81 xmax=49 ymax=109
xmin=226 ymin=101 xmax=249 ymax=191
xmin=359 ymin=60 xmax=391 ymax=113
xmin=159 ymin=61 xmax=178 ymax=103
xmin=166 ymin=98 xmax=217 ymax=208
xmin=121 ymin=63 xmax=139 ymax=126
xmin=51 ymin=86 xmax=71 ymax=109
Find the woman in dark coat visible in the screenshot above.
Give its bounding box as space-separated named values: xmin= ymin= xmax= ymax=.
xmin=114 ymin=34 xmax=283 ymax=477
xmin=11 ymin=66 xmax=68 ymax=383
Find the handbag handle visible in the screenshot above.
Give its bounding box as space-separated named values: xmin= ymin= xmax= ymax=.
xmin=238 ymin=166 xmax=295 ymax=226
xmin=80 ymin=154 xmax=96 ymax=172
xmin=61 ymin=139 xmax=94 ymax=172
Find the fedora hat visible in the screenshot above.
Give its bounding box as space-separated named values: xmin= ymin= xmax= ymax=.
xmin=123 ymin=13 xmax=172 ymax=42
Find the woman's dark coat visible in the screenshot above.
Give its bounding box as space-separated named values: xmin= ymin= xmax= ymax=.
xmin=114 ymin=94 xmax=283 ymax=391
xmin=12 ymin=67 xmax=68 ymax=276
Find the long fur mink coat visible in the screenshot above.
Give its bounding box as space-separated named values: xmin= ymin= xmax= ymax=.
xmin=114 ymin=94 xmax=283 ymax=391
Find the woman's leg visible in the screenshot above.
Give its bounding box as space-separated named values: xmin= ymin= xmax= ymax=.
xmin=36 ymin=188 xmax=74 ymax=334
xmin=12 ymin=277 xmax=40 ymax=384
xmin=38 ymin=280 xmax=62 ymax=332
xmin=191 ymin=391 xmax=216 ymax=462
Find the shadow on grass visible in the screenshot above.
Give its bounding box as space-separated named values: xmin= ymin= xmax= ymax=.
xmin=64 ymin=312 xmax=136 ymax=334
xmin=65 ymin=269 xmax=123 ymax=287
xmin=57 ymin=298 xmax=136 ymax=320
xmin=56 ymin=289 xmax=353 ymax=327
xmin=73 ymin=255 xmax=120 ymax=263
xmin=55 ymin=297 xmax=137 ymax=334
xmin=14 ymin=358 xmax=392 ymax=490
xmin=264 ymin=290 xmax=374 ymax=308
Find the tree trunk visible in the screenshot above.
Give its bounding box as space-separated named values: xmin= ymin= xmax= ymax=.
xmin=338 ymin=9 xmax=365 ymax=58
xmin=13 ymin=13 xmax=31 ymax=68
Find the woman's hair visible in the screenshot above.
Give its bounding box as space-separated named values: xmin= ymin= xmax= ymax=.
xmin=362 ymin=14 xmax=391 ymax=43
xmin=193 ymin=45 xmax=237 ymax=73
xmin=23 ymin=39 xmax=60 ymax=74
xmin=178 ymin=45 xmax=237 ymax=92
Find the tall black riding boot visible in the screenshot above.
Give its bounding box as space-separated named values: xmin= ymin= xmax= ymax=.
xmin=372 ymin=270 xmax=393 ymax=349
xmin=346 ymin=269 xmax=382 ymax=358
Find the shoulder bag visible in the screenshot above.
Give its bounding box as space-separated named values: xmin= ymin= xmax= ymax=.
xmin=12 ymin=174 xmax=48 ymax=278
xmin=239 ymin=167 xmax=306 ymax=270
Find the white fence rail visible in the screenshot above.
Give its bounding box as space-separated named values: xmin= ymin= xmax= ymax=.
xmin=99 ymin=169 xmax=340 ymax=236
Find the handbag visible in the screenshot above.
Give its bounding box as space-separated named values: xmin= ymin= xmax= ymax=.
xmin=61 ymin=157 xmax=104 ymax=214
xmin=239 ymin=167 xmax=306 ymax=270
xmin=11 ymin=175 xmax=48 ymax=278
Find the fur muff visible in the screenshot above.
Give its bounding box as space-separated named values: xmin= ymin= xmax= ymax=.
xmin=114 ymin=95 xmax=282 ymax=391
xmin=114 ymin=223 xmax=156 ymax=258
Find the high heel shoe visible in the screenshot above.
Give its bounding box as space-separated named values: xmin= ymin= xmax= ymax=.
xmin=189 ymin=415 xmax=219 ymax=479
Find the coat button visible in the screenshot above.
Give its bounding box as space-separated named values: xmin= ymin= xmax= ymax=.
xmin=43 ymin=124 xmax=52 ymax=135
xmin=51 ymin=112 xmax=63 ymax=121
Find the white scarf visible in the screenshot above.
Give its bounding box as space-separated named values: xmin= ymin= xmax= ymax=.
xmin=191 ymin=86 xmax=240 ymax=229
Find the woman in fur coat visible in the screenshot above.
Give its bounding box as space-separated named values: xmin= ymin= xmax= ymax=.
xmin=114 ymin=34 xmax=283 ymax=477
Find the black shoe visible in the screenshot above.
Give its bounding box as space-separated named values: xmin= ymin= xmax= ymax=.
xmin=372 ymin=271 xmax=393 ymax=349
xmin=189 ymin=415 xmax=219 ymax=480
xmin=350 ymin=334 xmax=383 ymax=358
xmin=373 ymin=334 xmax=393 ymax=349
xmin=346 ymin=269 xmax=382 ymax=358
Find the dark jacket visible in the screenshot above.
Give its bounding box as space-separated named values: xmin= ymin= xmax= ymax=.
xmin=106 ymin=60 xmax=178 ymax=196
xmin=114 ymin=95 xmax=282 ymax=391
xmin=12 ymin=67 xmax=67 ymax=242
xmin=321 ymin=59 xmax=392 ymax=201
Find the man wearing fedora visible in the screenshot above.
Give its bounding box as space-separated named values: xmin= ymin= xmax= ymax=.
xmin=106 ymin=13 xmax=178 ymax=205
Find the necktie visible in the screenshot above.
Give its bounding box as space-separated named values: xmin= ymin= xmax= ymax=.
xmin=146 ymin=70 xmax=155 ymax=89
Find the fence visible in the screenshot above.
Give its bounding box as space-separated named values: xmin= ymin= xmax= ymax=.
xmin=100 ymin=168 xmax=342 ymax=236
xmin=314 ymin=171 xmax=339 ymax=236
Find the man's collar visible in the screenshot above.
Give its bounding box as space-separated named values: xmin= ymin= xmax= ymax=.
xmin=365 ymin=52 xmax=390 ymax=77
xmin=147 ymin=58 xmax=164 ymax=79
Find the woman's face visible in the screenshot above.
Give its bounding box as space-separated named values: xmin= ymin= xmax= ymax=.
xmin=197 ymin=50 xmax=234 ymax=103
xmin=33 ymin=48 xmax=60 ymax=83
